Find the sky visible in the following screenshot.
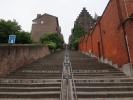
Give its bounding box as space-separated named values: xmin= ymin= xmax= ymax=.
xmin=0 ymin=0 xmax=109 ymax=43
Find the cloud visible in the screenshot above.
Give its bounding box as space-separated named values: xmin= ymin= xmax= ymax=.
xmin=0 ymin=0 xmax=109 ymax=43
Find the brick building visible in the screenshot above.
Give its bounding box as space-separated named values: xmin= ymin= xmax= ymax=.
xmin=79 ymin=0 xmax=133 ymax=76
xmin=75 ymin=7 xmax=96 ymax=33
xmin=31 ymin=13 xmax=61 ymax=42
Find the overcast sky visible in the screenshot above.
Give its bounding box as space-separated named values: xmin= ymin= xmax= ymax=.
xmin=0 ymin=0 xmax=109 ymax=43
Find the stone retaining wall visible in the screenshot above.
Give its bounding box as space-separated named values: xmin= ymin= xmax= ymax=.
xmin=0 ymin=44 xmax=50 ymax=77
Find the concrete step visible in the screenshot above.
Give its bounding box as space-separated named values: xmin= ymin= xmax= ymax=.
xmin=72 ymin=71 xmax=124 ymax=74
xmin=0 ymin=91 xmax=60 ymax=98
xmin=74 ymin=78 xmax=133 ymax=82
xmin=74 ymin=76 xmax=127 ymax=79
xmin=77 ymin=98 xmax=133 ymax=100
xmin=16 ymin=67 xmax=62 ymax=71
xmin=0 ymin=99 xmax=60 ymax=100
xmin=75 ymin=82 xmax=133 ymax=87
xmin=0 ymin=87 xmax=60 ymax=92
xmin=6 ymin=75 xmax=62 ymax=79
xmin=9 ymin=73 xmax=62 ymax=77
xmin=0 ymin=82 xmax=61 ymax=87
xmin=77 ymin=91 xmax=133 ymax=98
xmin=72 ymin=67 xmax=119 ymax=71
xmin=0 ymin=86 xmax=60 ymax=89
xmin=20 ymin=70 xmax=61 ymax=73
xmin=0 ymin=79 xmax=61 ymax=83
xmin=11 ymin=73 xmax=62 ymax=75
xmin=76 ymin=87 xmax=133 ymax=92
xmin=76 ymin=86 xmax=133 ymax=88
xmin=73 ymin=73 xmax=125 ymax=76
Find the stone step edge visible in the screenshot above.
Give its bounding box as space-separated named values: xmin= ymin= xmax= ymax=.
xmin=0 ymin=91 xmax=60 ymax=95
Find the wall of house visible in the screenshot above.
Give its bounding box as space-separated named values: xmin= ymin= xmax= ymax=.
xmin=86 ymin=35 xmax=92 ymax=52
xmin=91 ymin=22 xmax=102 ymax=58
xmin=99 ymin=0 xmax=129 ymax=65
xmin=125 ymin=21 xmax=133 ymax=64
xmin=31 ymin=14 xmax=60 ymax=42
xmin=79 ymin=0 xmax=133 ymax=67
xmin=82 ymin=35 xmax=87 ymax=52
xmin=123 ymin=0 xmax=133 ymax=64
xmin=0 ymin=44 xmax=50 ymax=77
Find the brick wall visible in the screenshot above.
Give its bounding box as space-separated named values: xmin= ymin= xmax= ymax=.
xmin=86 ymin=35 xmax=92 ymax=52
xmin=82 ymin=35 xmax=88 ymax=52
xmin=31 ymin=14 xmax=60 ymax=42
xmin=126 ymin=21 xmax=133 ymax=64
xmin=0 ymin=44 xmax=50 ymax=77
xmin=91 ymin=23 xmax=102 ymax=58
xmin=83 ymin=36 xmax=86 ymax=52
xmin=79 ymin=0 xmax=133 ymax=66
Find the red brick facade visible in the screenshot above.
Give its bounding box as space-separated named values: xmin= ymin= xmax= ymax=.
xmin=79 ymin=0 xmax=133 ymax=66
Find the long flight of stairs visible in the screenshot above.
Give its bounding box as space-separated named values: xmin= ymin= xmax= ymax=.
xmin=0 ymin=50 xmax=133 ymax=100
xmin=0 ymin=51 xmax=64 ymax=100
xmin=70 ymin=51 xmax=133 ymax=100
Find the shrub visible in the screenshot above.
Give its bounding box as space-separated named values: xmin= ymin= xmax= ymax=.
xmin=40 ymin=32 xmax=64 ymax=50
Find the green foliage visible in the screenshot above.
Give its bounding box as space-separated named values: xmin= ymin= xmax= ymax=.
xmin=0 ymin=32 xmax=8 ymax=43
xmin=69 ymin=24 xmax=85 ymax=50
xmin=72 ymin=24 xmax=85 ymax=37
xmin=16 ymin=31 xmax=32 ymax=44
xmin=0 ymin=19 xmax=32 ymax=44
xmin=44 ymin=41 xmax=57 ymax=50
xmin=0 ymin=19 xmax=21 ymax=34
xmin=40 ymin=32 xmax=64 ymax=50
xmin=71 ymin=38 xmax=79 ymax=50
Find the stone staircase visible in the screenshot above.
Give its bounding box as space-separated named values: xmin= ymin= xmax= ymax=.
xmin=70 ymin=51 xmax=133 ymax=100
xmin=0 ymin=50 xmax=133 ymax=100
xmin=0 ymin=51 xmax=64 ymax=100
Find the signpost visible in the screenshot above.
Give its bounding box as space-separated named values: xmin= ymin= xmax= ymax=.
xmin=8 ymin=35 xmax=16 ymax=55
xmin=8 ymin=35 xmax=16 ymax=44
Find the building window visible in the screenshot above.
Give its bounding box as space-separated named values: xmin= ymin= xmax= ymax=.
xmin=41 ymin=21 xmax=44 ymax=24
xmin=33 ymin=21 xmax=37 ymax=24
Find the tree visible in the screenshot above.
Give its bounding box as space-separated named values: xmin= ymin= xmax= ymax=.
xmin=16 ymin=31 xmax=32 ymax=44
xmin=0 ymin=19 xmax=32 ymax=44
xmin=69 ymin=24 xmax=85 ymax=50
xmin=0 ymin=19 xmax=21 ymax=34
xmin=0 ymin=19 xmax=21 ymax=43
xmin=40 ymin=33 xmax=64 ymax=50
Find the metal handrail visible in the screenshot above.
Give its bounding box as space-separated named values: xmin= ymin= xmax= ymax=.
xmin=60 ymin=69 xmax=64 ymax=100
xmin=60 ymin=49 xmax=70 ymax=100
xmin=60 ymin=55 xmax=66 ymax=100
xmin=69 ymin=52 xmax=78 ymax=100
xmin=70 ymin=64 xmax=78 ymax=100
xmin=61 ymin=49 xmax=78 ymax=100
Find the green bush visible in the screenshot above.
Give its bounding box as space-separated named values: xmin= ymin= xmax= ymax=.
xmin=16 ymin=31 xmax=32 ymax=44
xmin=44 ymin=41 xmax=57 ymax=50
xmin=40 ymin=32 xmax=64 ymax=50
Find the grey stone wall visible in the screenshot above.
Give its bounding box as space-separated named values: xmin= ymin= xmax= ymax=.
xmin=0 ymin=44 xmax=50 ymax=77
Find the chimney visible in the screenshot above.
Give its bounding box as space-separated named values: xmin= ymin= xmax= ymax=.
xmin=37 ymin=14 xmax=41 ymax=18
